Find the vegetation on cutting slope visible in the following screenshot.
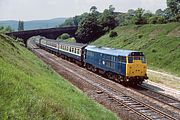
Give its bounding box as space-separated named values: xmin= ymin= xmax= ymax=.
xmin=0 ymin=26 xmax=14 ymax=33
xmin=61 ymin=0 xmax=179 ymax=43
xmin=0 ymin=34 xmax=118 ymax=120
xmin=92 ymin=23 xmax=180 ymax=76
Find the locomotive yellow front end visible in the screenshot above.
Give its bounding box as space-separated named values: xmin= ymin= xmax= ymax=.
xmin=126 ymin=54 xmax=148 ymax=84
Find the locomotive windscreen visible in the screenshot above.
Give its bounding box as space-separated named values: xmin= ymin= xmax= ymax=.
xmin=129 ymin=52 xmax=144 ymax=56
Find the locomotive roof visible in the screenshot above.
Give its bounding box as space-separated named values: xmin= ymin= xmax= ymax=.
xmin=85 ymin=45 xmax=144 ymax=56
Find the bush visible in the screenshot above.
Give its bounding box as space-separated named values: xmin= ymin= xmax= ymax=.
xmin=148 ymin=16 xmax=165 ymax=24
xmin=109 ymin=31 xmax=118 ymax=38
xmin=60 ymin=33 xmax=70 ymax=39
xmin=148 ymin=16 xmax=157 ymax=24
xmin=152 ymin=48 xmax=157 ymax=53
xmin=137 ymin=34 xmax=143 ymax=38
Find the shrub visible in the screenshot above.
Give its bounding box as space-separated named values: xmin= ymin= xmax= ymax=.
xmin=109 ymin=31 xmax=118 ymax=38
xmin=60 ymin=33 xmax=70 ymax=39
xmin=137 ymin=34 xmax=143 ymax=38
xmin=148 ymin=16 xmax=157 ymax=24
xmin=152 ymin=49 xmax=157 ymax=53
xmin=148 ymin=16 xmax=165 ymax=24
xmin=157 ymin=16 xmax=165 ymax=24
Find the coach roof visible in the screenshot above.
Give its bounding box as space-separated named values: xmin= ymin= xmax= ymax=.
xmin=85 ymin=45 xmax=141 ymax=56
xmin=60 ymin=41 xmax=87 ymax=48
xmin=42 ymin=38 xmax=87 ymax=48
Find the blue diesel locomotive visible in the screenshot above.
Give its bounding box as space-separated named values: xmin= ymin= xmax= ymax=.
xmin=35 ymin=37 xmax=148 ymax=84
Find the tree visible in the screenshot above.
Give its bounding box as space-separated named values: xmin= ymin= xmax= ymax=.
xmin=60 ymin=33 xmax=70 ymax=39
xmin=60 ymin=18 xmax=74 ymax=27
xmin=133 ymin=8 xmax=147 ymax=24
xmin=167 ymin=0 xmax=180 ymax=17
xmin=148 ymin=16 xmax=165 ymax=24
xmin=99 ymin=5 xmax=118 ymax=32
xmin=60 ymin=13 xmax=89 ymax=27
xmin=116 ymin=13 xmax=127 ymax=26
xmin=0 ymin=26 xmax=13 ymax=33
xmin=155 ymin=9 xmax=164 ymax=16
xmin=121 ymin=9 xmax=136 ymax=25
xmin=73 ymin=13 xmax=89 ymax=26
xmin=5 ymin=26 xmax=14 ymax=32
xmin=163 ymin=8 xmax=173 ymax=22
xmin=75 ymin=13 xmax=103 ymax=43
xmin=109 ymin=31 xmax=118 ymax=37
xmin=90 ymin=6 xmax=97 ymax=13
xmin=18 ymin=20 xmax=24 ymax=31
xmin=109 ymin=5 xmax=115 ymax=13
xmin=166 ymin=0 xmax=180 ymax=22
xmin=127 ymin=9 xmax=136 ymax=16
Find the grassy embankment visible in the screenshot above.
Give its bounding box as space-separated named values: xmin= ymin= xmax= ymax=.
xmin=0 ymin=34 xmax=118 ymax=120
xmin=92 ymin=23 xmax=180 ymax=77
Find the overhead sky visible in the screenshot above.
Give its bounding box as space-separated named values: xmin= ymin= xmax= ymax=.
xmin=0 ymin=0 xmax=167 ymax=21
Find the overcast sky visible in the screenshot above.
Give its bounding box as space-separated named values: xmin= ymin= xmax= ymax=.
xmin=0 ymin=0 xmax=167 ymax=21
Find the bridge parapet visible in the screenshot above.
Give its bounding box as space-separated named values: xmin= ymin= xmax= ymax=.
xmin=6 ymin=26 xmax=78 ymax=46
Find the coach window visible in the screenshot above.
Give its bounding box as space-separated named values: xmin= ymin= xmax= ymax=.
xmin=72 ymin=48 xmax=74 ymax=53
xmin=77 ymin=49 xmax=79 ymax=54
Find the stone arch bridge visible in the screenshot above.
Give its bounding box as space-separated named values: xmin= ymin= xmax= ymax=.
xmin=6 ymin=26 xmax=78 ymax=46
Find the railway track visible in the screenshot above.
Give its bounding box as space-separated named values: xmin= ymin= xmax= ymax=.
xmin=97 ymin=83 xmax=177 ymax=120
xmin=28 ymin=39 xmax=179 ymax=120
xmin=133 ymin=85 xmax=180 ymax=112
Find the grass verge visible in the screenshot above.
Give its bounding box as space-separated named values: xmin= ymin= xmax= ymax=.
xmin=0 ymin=34 xmax=118 ymax=120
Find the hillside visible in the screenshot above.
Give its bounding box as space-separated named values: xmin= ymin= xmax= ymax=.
xmin=0 ymin=18 xmax=66 ymax=31
xmin=92 ymin=23 xmax=180 ymax=76
xmin=0 ymin=34 xmax=118 ymax=120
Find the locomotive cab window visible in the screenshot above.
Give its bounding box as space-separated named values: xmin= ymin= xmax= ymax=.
xmin=128 ymin=56 xmax=146 ymax=63
xmin=141 ymin=56 xmax=146 ymax=63
xmin=134 ymin=56 xmax=140 ymax=60
xmin=128 ymin=57 xmax=133 ymax=63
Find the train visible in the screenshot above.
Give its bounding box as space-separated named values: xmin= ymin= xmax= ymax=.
xmin=35 ymin=37 xmax=148 ymax=85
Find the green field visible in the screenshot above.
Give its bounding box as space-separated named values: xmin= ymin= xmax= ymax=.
xmin=92 ymin=23 xmax=180 ymax=76
xmin=0 ymin=34 xmax=118 ymax=120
